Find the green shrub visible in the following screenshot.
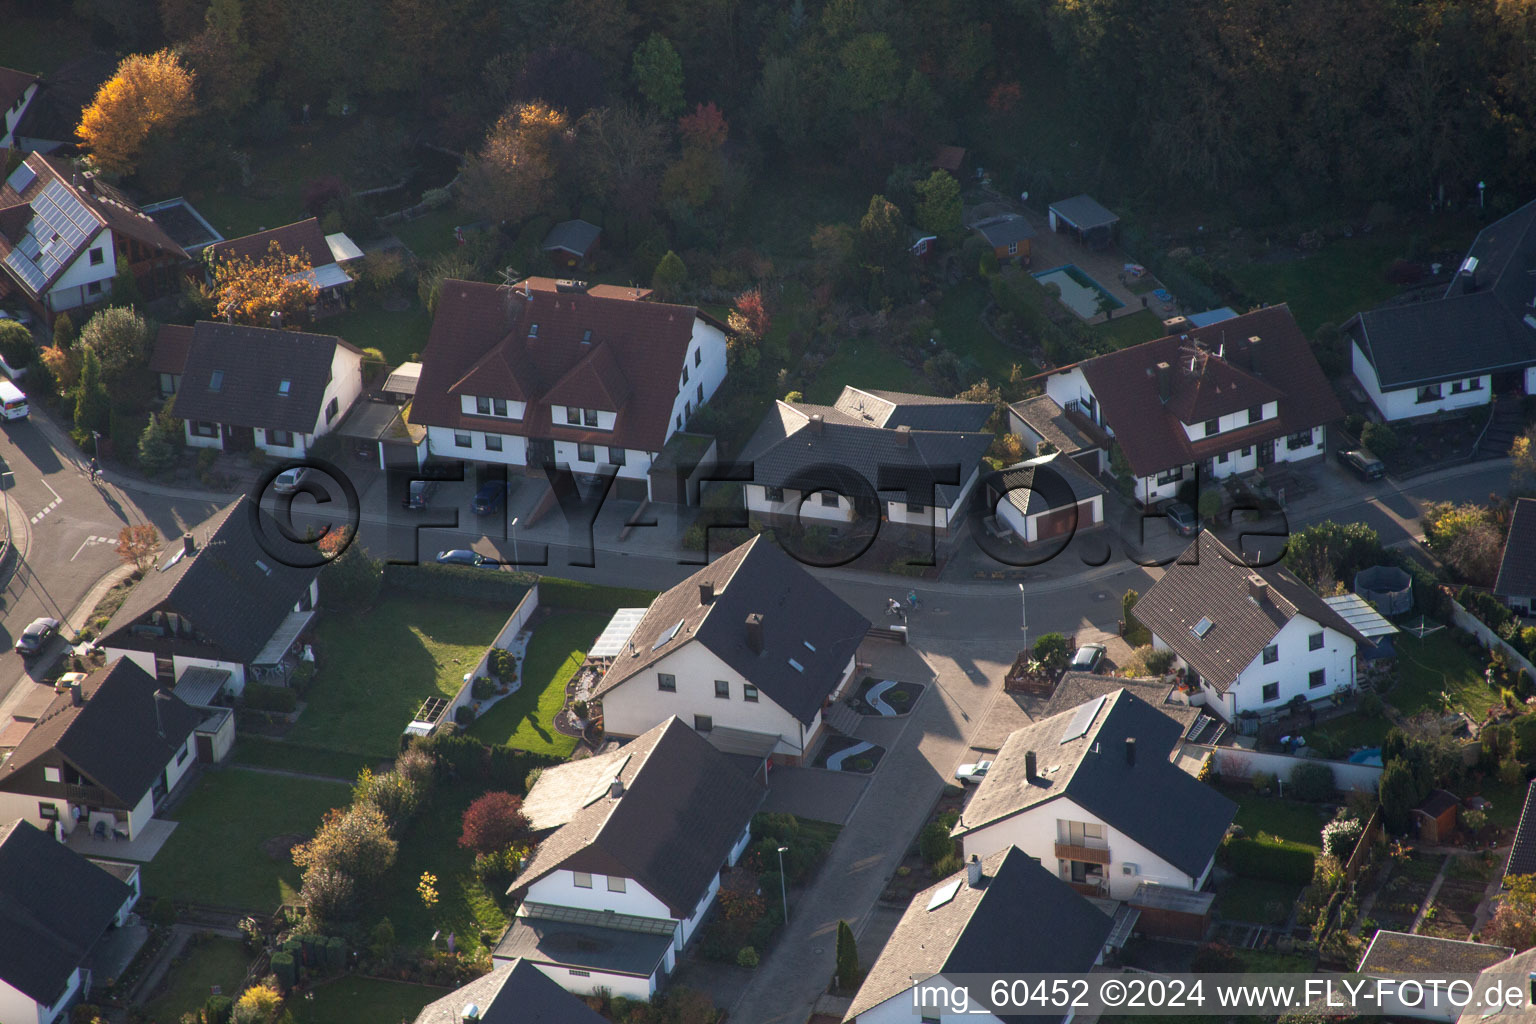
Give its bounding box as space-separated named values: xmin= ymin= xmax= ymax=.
xmin=243 ymin=682 xmax=298 ymax=713
xmin=474 ymin=846 xmax=522 ymax=891
xmin=1289 ymin=761 xmax=1336 ymax=802
xmin=269 ymin=951 xmax=297 ymax=990
xmin=1224 ymin=837 xmax=1316 ymax=883
xmin=1032 ymin=632 xmax=1071 ymax=672
xmin=736 ymin=946 xmax=760 ymax=968
xmin=919 ymin=822 xmax=954 ymax=866
xmin=471 ymin=677 xmax=496 ymax=700
xmin=203 ymin=994 xmax=234 ymax=1024
xmin=1361 ymin=422 xmax=1398 ymax=457
xmin=1251 ymin=770 xmax=1277 ymax=793
xmin=931 ymin=851 xmax=964 ymax=877
xmin=454 ymin=703 xmax=476 ymax=726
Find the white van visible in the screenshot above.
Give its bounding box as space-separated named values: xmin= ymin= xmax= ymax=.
xmin=0 ymin=380 xmax=29 ymax=420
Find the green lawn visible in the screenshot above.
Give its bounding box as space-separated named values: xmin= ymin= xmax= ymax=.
xmin=378 ymin=785 xmax=510 ymax=954
xmin=1387 ymin=628 xmax=1490 ymax=719
xmin=288 ymin=596 xmax=514 ymax=757
xmin=1230 ymin=790 xmax=1325 ymax=852
xmin=933 ymin=278 xmax=1034 ymax=384
xmin=291 ymin=977 xmax=441 ymax=1024
xmin=1218 ymin=878 xmax=1303 ymax=925
xmin=323 ymin=300 xmax=433 ymax=366
xmin=232 ymin=738 xmax=373 ymax=781
xmin=1090 ymin=310 xmax=1165 ymax=352
xmin=804 ymin=342 xmax=925 ymax=404
xmin=1231 ymin=947 xmax=1316 ymax=973
xmin=144 ymin=769 xmax=349 ymax=911
xmin=470 ymin=611 xmax=612 ymax=755
xmin=143 ymin=936 xmax=251 ymax=1024
xmin=390 ymin=206 xmax=470 ymax=262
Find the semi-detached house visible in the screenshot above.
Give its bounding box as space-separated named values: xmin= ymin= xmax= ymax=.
xmin=412 ymin=277 xmax=728 ymax=502
xmin=1135 ymin=532 xmax=1372 ymax=723
xmin=1039 ymin=305 xmax=1341 ymax=506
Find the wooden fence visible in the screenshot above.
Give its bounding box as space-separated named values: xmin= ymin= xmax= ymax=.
xmin=1344 ymin=807 xmax=1383 ymax=883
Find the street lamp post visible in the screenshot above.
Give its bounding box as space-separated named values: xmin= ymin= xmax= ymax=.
xmin=1018 ymin=583 xmax=1028 ymax=654
xmin=776 ymin=846 xmax=789 ymax=924
xmin=1479 ymin=181 xmax=1487 ymax=211
xmin=509 ymin=516 xmax=520 ymax=568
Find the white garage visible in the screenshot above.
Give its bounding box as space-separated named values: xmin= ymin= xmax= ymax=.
xmin=994 ymin=451 xmax=1106 ymax=543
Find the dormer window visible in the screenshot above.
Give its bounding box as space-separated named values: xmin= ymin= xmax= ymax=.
xmin=1204 ymin=417 xmax=1219 ymax=436
xmin=278 ymin=380 xmax=291 ymax=396
xmin=584 ymin=408 xmax=599 ymax=427
xmin=528 ymin=323 xmax=539 ymax=338
xmin=1248 ymin=405 xmax=1263 ymax=424
xmin=566 ymin=407 xmax=580 ymax=425
xmin=209 ymin=370 xmax=224 ymax=392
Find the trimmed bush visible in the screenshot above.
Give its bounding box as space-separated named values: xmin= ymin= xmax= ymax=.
xmin=203 ymin=995 xmax=233 ymax=1024
xmin=243 ymin=682 xmax=298 ymax=713
xmin=539 ymin=576 xmax=660 ymax=610
xmin=454 ymin=703 xmax=476 ymax=726
xmin=736 ymin=946 xmax=760 ymax=968
xmin=919 ymin=822 xmax=953 ymax=865
xmin=471 ymin=677 xmax=496 ymax=700
xmin=1289 ymin=761 xmax=1336 ymax=802
xmin=269 ymin=951 xmax=297 ymax=990
xmin=1224 ymin=837 xmax=1316 ymax=883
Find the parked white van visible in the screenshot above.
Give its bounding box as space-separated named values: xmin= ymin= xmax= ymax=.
xmin=0 ymin=380 xmax=29 ymax=420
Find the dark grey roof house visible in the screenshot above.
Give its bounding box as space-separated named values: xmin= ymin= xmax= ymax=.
xmin=98 ymin=498 xmax=323 ymax=690
xmin=0 ymin=819 xmax=138 ymax=1023
xmin=740 ymin=388 xmax=993 ymax=541
xmin=1495 ymin=497 xmax=1536 ymax=614
xmin=541 ymin=219 xmax=601 ymax=267
xmin=1048 ymin=195 xmax=1119 ymax=247
xmin=0 ymin=659 xmax=203 ymax=841
xmin=168 ymin=320 xmax=365 ymax=456
xmin=1508 ymin=780 xmax=1536 ymax=883
xmin=590 ymin=536 xmax=870 ymax=761
xmin=952 ymin=689 xmax=1235 ymax=900
xmin=413 ymin=958 xmax=607 ymax=1024
xmin=495 ymin=717 xmax=764 ymax=1000
xmin=844 ymin=847 xmax=1114 ymax=1024
xmin=1346 ymin=199 xmax=1536 ymax=421
xmin=1134 ymin=531 xmax=1371 ymax=723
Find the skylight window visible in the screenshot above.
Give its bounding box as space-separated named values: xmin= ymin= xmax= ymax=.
xmin=255 ymin=559 xmax=271 ymax=575
xmin=528 ymin=323 xmax=539 ymax=337
xmin=209 ymin=370 xmax=224 ymax=392
xmin=1192 ymin=616 xmax=1214 ymax=639
xmin=788 ymin=658 xmax=804 ymax=672
xmin=927 ymin=878 xmax=962 ymax=911
xmin=278 ymin=380 xmax=291 ymax=396
xmin=652 ymin=619 xmax=685 ymax=650
xmin=803 ymin=641 xmax=816 ymax=651
xmin=582 ymin=329 xmax=592 ymax=343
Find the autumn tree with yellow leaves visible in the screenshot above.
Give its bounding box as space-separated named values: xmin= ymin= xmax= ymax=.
xmin=207 ymin=242 xmax=318 ymax=327
xmin=76 ymin=50 xmax=195 ymax=175
xmin=460 ymin=102 xmax=567 ymax=224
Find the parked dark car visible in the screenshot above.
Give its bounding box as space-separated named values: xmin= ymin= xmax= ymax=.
xmin=14 ymin=617 xmax=60 ymax=657
xmin=1069 ymin=643 xmax=1107 ymax=673
xmin=1164 ymin=501 xmax=1199 ymax=536
xmin=1337 ymin=448 xmax=1385 ymax=481
xmin=472 ymin=481 xmax=511 ymax=515
xmin=402 ymin=479 xmax=440 ymax=509
xmin=436 ymin=549 xmax=496 ymax=568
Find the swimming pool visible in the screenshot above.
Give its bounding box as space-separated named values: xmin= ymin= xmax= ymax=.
xmin=1033 ymin=264 xmax=1124 ymax=319
xmin=1347 ymin=747 xmax=1383 ymax=766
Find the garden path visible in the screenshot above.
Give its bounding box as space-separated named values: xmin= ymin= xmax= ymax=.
xmin=1408 ymin=856 xmax=1451 ymax=934
xmin=865 ymin=679 xmax=900 ymax=716
xmin=824 ymin=741 xmax=877 ymax=772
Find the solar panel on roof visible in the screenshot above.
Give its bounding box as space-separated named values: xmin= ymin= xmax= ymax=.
xmin=1060 ymin=695 xmax=1107 ymax=745
xmin=652 ymin=618 xmax=684 ymax=650
xmin=926 ymin=878 xmax=962 ymax=911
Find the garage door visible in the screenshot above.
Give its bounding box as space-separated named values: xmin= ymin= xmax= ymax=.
xmin=1033 ymin=505 xmax=1077 ymax=540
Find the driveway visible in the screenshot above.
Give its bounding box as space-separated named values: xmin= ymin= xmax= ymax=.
xmin=728 ymin=637 xmax=1017 ymax=1024
xmin=760 ymin=767 xmax=868 ymax=826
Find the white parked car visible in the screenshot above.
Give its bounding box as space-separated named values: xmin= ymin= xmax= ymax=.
xmin=954 ymin=760 xmax=993 ymax=785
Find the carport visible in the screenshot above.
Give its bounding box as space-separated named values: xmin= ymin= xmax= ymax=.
xmin=1048 ymin=194 xmax=1120 ymax=249
xmin=333 ymin=398 xmax=426 ymax=470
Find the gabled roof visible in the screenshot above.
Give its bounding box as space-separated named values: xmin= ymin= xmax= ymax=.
xmin=206 ymin=217 xmax=333 ymax=268
xmin=170 ymin=321 xmax=358 ymax=433
xmin=1496 ymin=498 xmax=1536 ymax=599
xmin=1506 ymin=780 xmax=1536 ymax=879
xmin=412 ymin=958 xmax=606 ymax=1024
xmin=10 ymin=56 xmax=113 ymax=146
xmin=412 ymin=279 xmax=706 ymax=451
xmin=100 ymin=498 xmax=323 ymax=665
xmin=844 ymin=847 xmax=1113 ymax=1023
xmin=970 ymin=214 xmax=1036 ymax=247
xmin=740 ymin=398 xmax=992 ymax=508
xmin=0 ymin=820 xmax=134 ymax=1007
xmin=1349 ymin=290 xmax=1534 ymax=388
xmin=149 ymin=323 xmax=193 ymax=375
xmin=541 ymin=219 xmax=601 ymax=256
xmin=1135 ymin=532 xmax=1372 ymax=690
xmin=0 ymin=68 xmax=38 ymax=113
xmin=952 ymin=689 xmax=1236 ymax=878
xmin=512 ymin=717 xmax=765 ymax=917
xmin=1416 ymin=789 xmax=1460 ymax=819
xmin=932 ymin=146 xmax=967 ymax=172
xmin=590 ymin=537 xmax=871 ymax=724
xmin=1049 ymin=194 xmax=1118 ymax=230
xmin=0 ymin=659 xmax=201 ymax=809
xmin=1070 ymin=306 xmax=1340 ymax=478
xmin=1000 ymin=451 xmax=1105 ymax=518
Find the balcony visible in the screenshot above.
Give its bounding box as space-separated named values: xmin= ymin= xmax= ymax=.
xmin=64 ymin=783 xmax=114 ymax=806
xmin=1055 ymin=841 xmax=1111 ymax=865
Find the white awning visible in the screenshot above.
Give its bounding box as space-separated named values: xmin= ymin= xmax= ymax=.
xmin=324 ymin=232 xmax=364 ymax=263
xmin=173 ymin=666 xmax=232 ymax=708
xmin=588 ymin=608 xmax=649 ymax=659
xmin=1323 ymin=593 xmax=1400 ymax=638
xmin=253 ymin=607 xmax=316 ymax=665
xmin=286 ymin=262 xmax=352 ymax=291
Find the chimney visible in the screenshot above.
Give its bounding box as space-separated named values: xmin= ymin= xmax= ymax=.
xmin=1125 ymin=737 xmax=1137 ymax=766
xmin=269 ymin=310 xmax=282 ymax=328
xmin=183 ymin=533 xmax=195 ymax=556
xmin=894 ymin=424 xmax=911 ymax=446
xmin=745 ymin=613 xmax=764 ymax=654
xmin=70 ymin=681 xmax=83 ymax=706
xmin=610 ymin=778 xmax=624 ymax=798
xmin=966 ymin=854 xmax=983 ymax=888
xmin=1247 ymin=574 xmax=1268 ymax=603
xmin=808 ymin=413 xmax=824 ymax=433
xmin=699 ymin=581 xmax=714 ymax=605
xmin=1025 ymin=750 xmax=1038 ymax=781
xmin=461 ymin=1004 xmax=482 ymax=1023
xmin=1155 ymin=362 xmax=1172 ymax=404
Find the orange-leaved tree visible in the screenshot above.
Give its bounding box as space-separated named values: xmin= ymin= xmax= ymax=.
xmin=76 ymin=50 xmax=196 ymax=175
xmin=460 ymin=102 xmax=567 ymax=223
xmin=208 ymin=241 xmax=317 ymax=326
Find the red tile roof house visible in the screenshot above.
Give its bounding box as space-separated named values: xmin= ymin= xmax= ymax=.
xmin=0 ymin=67 xmax=40 ymax=149
xmin=204 ymin=218 xmax=362 ymax=317
xmin=1038 ymin=305 xmax=1342 ymax=506
xmin=0 ymin=154 xmax=187 ymax=322
xmin=158 ymin=321 xmax=365 ymax=457
xmin=412 ymin=278 xmax=729 ymax=502
xmin=1495 ymin=497 xmax=1536 ymax=616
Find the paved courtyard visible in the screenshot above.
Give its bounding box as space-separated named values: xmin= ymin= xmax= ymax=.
xmin=761 ymin=767 xmax=869 ymax=825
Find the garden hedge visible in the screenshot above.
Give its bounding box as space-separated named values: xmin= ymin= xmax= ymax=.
xmin=414 ymin=731 xmax=564 ymax=793
xmin=381 ymin=563 xmax=535 ymax=603
xmin=538 ymin=576 xmax=659 ymax=611
xmin=1223 ymin=837 xmax=1315 ymax=883
xmin=269 ymin=951 xmax=297 ymax=990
